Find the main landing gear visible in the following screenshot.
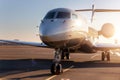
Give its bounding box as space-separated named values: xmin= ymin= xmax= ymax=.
xmin=50 ymin=49 xmax=63 ymax=75
xmin=101 ymin=51 xmax=110 ymax=61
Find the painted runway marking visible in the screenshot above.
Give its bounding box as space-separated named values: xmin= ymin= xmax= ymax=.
xmin=45 ymin=75 xmax=57 ymax=80
xmin=46 ymin=65 xmax=74 ymax=80
xmin=91 ymin=54 xmax=100 ymax=59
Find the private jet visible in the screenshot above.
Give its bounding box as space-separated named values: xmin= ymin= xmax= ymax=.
xmin=1 ymin=6 xmax=120 ymax=75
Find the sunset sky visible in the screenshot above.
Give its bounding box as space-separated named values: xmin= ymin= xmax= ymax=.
xmin=1 ymin=0 xmax=120 ymax=42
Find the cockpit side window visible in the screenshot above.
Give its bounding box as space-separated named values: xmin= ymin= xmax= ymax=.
xmin=56 ymin=12 xmax=70 ymax=19
xmin=44 ymin=12 xmax=55 ymax=19
xmin=72 ymin=14 xmax=78 ymax=19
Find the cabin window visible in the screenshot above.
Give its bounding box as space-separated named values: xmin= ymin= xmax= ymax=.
xmin=44 ymin=12 xmax=55 ymax=19
xmin=72 ymin=14 xmax=78 ymax=19
xmin=56 ymin=12 xmax=70 ymax=19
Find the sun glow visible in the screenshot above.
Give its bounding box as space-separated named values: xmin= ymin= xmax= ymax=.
xmin=93 ymin=12 xmax=120 ymax=44
xmin=94 ymin=24 xmax=120 ymax=44
xmin=74 ymin=20 xmax=82 ymax=27
xmin=113 ymin=26 xmax=120 ymax=43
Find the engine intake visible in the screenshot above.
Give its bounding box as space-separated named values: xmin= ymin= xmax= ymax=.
xmin=98 ymin=23 xmax=115 ymax=38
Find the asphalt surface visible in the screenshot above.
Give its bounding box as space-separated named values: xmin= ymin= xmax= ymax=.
xmin=0 ymin=45 xmax=120 ymax=80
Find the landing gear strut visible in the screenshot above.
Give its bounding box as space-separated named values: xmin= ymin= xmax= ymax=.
xmin=101 ymin=51 xmax=110 ymax=61
xmin=61 ymin=48 xmax=70 ymax=60
xmin=50 ymin=49 xmax=63 ymax=75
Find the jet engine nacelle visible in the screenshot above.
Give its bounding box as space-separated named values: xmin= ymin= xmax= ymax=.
xmin=98 ymin=23 xmax=115 ymax=38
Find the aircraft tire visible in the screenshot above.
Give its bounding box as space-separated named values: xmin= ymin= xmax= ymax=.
xmin=50 ymin=63 xmax=63 ymax=75
xmin=102 ymin=52 xmax=105 ymax=61
xmin=107 ymin=52 xmax=110 ymax=61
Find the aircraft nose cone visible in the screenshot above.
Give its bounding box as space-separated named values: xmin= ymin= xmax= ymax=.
xmin=40 ymin=23 xmax=55 ymax=36
xmin=41 ymin=28 xmax=52 ymax=36
xmin=39 ymin=25 xmax=55 ymax=43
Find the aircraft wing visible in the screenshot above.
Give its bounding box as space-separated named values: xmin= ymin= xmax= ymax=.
xmin=93 ymin=43 xmax=120 ymax=50
xmin=94 ymin=9 xmax=120 ymax=12
xmin=0 ymin=40 xmax=49 ymax=48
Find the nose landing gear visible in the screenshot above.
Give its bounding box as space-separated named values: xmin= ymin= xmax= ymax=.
xmin=50 ymin=49 xmax=63 ymax=75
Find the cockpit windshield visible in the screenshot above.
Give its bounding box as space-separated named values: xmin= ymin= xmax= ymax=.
xmin=44 ymin=11 xmax=70 ymax=19
xmin=44 ymin=12 xmax=55 ymax=19
xmin=56 ymin=12 xmax=70 ymax=19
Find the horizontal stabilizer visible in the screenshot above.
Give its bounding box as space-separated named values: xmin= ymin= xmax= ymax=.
xmin=76 ymin=9 xmax=120 ymax=12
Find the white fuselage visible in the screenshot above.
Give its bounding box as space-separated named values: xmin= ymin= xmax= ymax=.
xmin=39 ymin=8 xmax=89 ymax=48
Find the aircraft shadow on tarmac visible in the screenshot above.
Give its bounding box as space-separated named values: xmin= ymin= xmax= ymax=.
xmin=0 ymin=59 xmax=120 ymax=79
xmin=0 ymin=59 xmax=52 ymax=77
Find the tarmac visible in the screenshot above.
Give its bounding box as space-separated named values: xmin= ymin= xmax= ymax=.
xmin=0 ymin=45 xmax=120 ymax=80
